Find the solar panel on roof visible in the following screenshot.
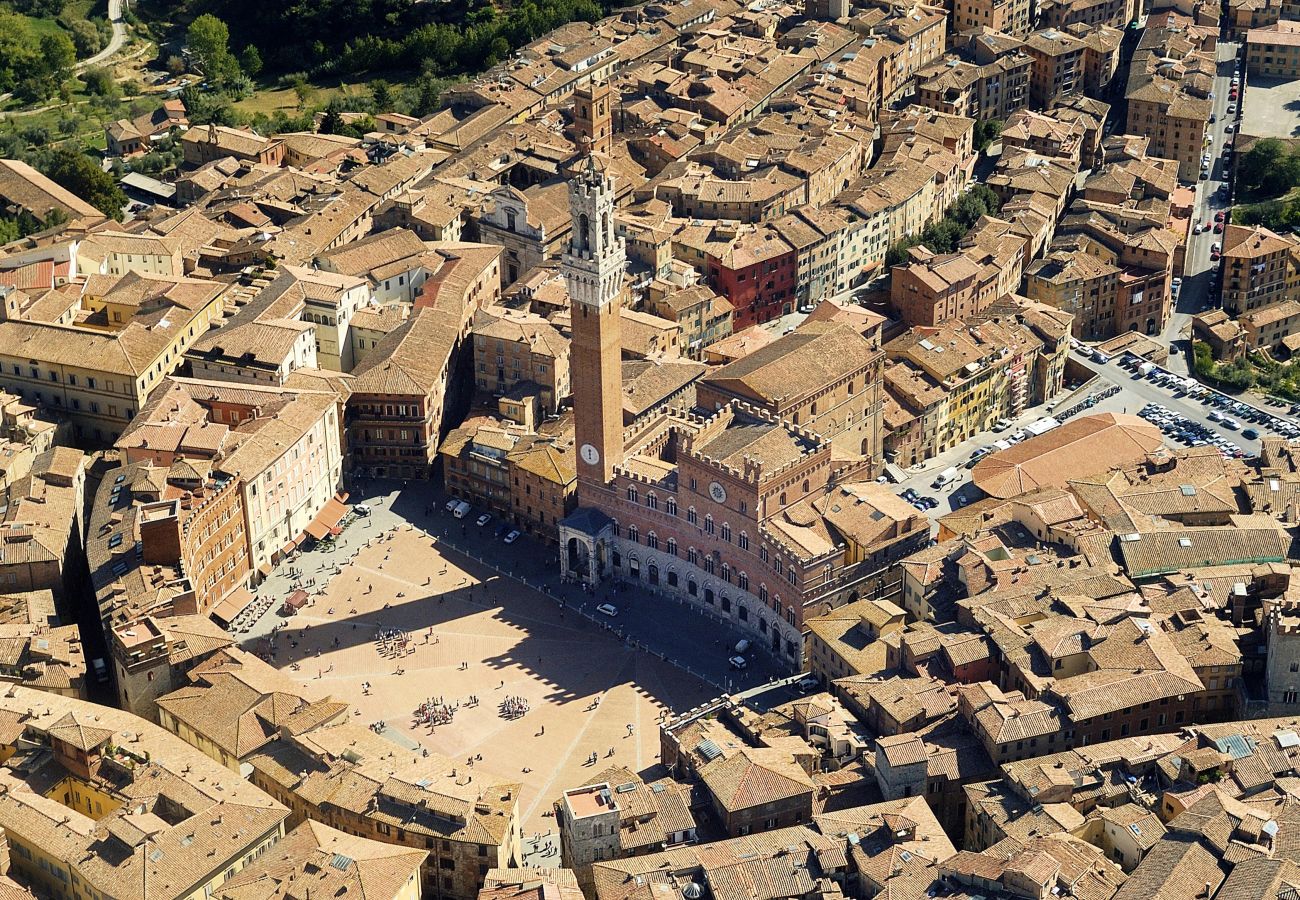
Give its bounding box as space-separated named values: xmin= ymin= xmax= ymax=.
xmin=697 ymin=739 xmax=723 ymax=761
xmin=1212 ymin=734 xmax=1255 ymax=760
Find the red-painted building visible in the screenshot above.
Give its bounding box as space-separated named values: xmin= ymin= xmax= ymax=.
xmin=706 ymin=226 xmax=798 ymax=329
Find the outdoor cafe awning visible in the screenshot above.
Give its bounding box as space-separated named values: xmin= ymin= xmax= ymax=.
xmin=209 ymin=586 xmax=255 ymax=624
xmin=285 ymin=589 xmax=309 ymax=610
xmin=304 ymin=497 xmax=349 ymax=542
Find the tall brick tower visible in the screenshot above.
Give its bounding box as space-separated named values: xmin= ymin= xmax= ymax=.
xmin=573 ymin=81 xmax=612 ymax=156
xmin=564 ymin=155 xmax=625 ymax=489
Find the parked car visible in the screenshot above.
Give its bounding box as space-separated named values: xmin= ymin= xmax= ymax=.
xmin=797 ymin=677 xmax=818 ymax=692
xmin=504 ymin=529 xmax=521 ymax=544
xmin=1242 ymin=428 xmax=1260 ymax=440
xmin=729 ymin=655 xmax=748 ymax=670
xmin=476 ymin=513 xmax=492 ymax=527
xmin=354 ymin=504 xmax=371 ymax=517
xmin=596 ymin=603 xmax=618 ymax=616
xmin=453 ymin=500 xmax=472 ymax=518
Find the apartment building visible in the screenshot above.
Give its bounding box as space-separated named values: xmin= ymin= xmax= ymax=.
xmin=116 ymin=377 xmax=344 ymax=580
xmin=1220 ymin=224 xmax=1298 ymax=315
xmin=953 ymin=0 xmax=1030 ymax=35
xmin=1024 ymin=29 xmax=1086 ymax=107
xmin=1246 ymin=20 xmax=1300 ymax=75
xmin=916 ymin=55 xmax=1033 ymax=123
xmin=0 ymin=272 xmax=226 ymax=444
xmin=349 ymin=308 xmax=468 ymax=480
xmin=472 ymin=306 xmax=571 ymax=415
xmin=0 ymin=686 xmax=288 ymax=900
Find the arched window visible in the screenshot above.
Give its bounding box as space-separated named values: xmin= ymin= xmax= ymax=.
xmin=759 ymin=585 xmax=769 ymax=603
xmin=628 ymin=524 xmax=639 ymax=544
xmin=703 ymin=556 xmax=715 ymax=575
xmin=578 ymin=213 xmax=590 ymax=250
xmin=647 ymin=532 xmax=659 ymax=550
xmin=780 ymin=492 xmax=787 ymax=506
xmin=738 ymin=572 xmax=749 ymax=591
xmin=802 ymin=479 xmax=810 ymax=493
xmin=688 ymin=548 xmax=699 ymax=565
xmin=687 ymin=506 xmax=698 ymax=525
xmin=721 ymin=563 xmax=731 ymax=583
xmin=627 ymin=486 xmax=638 ymax=503
xmin=612 ymin=520 xmax=620 ymax=537
xmin=647 ymin=493 xmax=658 ymax=510
xmin=721 ymin=523 xmax=731 ymax=542
xmin=667 ymin=538 xmax=677 ymax=557
xmin=739 ymin=532 xmax=749 ymax=550
xmin=704 ymin=515 xmax=715 ymax=535
xmin=666 ymin=497 xmax=678 ymax=516
xmin=505 ymin=209 xmax=517 ymax=232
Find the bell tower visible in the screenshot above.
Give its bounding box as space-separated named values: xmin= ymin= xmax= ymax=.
xmin=573 ymin=81 xmax=612 ymax=157
xmin=564 ymin=156 xmax=625 ymax=489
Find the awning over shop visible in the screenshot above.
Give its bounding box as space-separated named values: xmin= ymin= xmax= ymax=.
xmin=304 ymin=497 xmax=349 ymax=541
xmin=279 ymin=538 xmax=298 ymax=558
xmin=209 ymin=586 xmax=255 ymax=624
xmin=257 ymin=562 xmax=272 ymax=577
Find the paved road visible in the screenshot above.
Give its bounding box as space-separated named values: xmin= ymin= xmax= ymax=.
xmin=1161 ymin=39 xmax=1241 ymax=372
xmin=0 ymin=0 xmax=129 ymax=111
xmin=76 ymin=0 xmax=127 ymax=71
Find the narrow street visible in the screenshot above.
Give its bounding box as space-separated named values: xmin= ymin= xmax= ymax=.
xmin=1161 ymin=39 xmax=1242 ymax=374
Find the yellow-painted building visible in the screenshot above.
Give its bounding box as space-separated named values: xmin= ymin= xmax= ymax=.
xmin=0 ymin=272 xmax=226 ymax=444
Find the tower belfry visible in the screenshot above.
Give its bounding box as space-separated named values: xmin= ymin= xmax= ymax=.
xmin=563 ymin=156 xmax=626 ymax=489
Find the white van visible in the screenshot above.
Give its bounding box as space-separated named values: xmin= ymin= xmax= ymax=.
xmin=452 ymin=500 xmax=472 ymax=519
xmin=932 ymin=466 xmax=960 ymax=489
xmin=735 ymin=639 xmax=751 ymax=654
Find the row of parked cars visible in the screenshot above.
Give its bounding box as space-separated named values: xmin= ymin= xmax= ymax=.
xmin=1124 ymin=352 xmax=1300 ymax=442
xmin=443 ymin=498 xmax=521 ymax=543
xmin=1139 ymin=403 xmax=1249 ymax=458
xmin=899 ymin=487 xmax=939 ymax=510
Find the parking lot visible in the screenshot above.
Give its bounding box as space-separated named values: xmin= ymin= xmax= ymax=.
xmin=1241 ymin=75 xmax=1300 ymax=141
xmin=1072 ymin=346 xmax=1300 ymax=456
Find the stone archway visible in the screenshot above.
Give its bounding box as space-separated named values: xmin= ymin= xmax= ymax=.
xmin=567 ymin=537 xmax=591 ymax=579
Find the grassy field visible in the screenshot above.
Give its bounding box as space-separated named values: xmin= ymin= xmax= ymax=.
xmin=232 ymin=79 xmax=376 ymax=116
xmin=12 ymin=11 xmax=68 ymax=40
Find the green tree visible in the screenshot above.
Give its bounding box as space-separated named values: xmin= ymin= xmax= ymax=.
xmin=370 ymin=79 xmax=393 ymax=111
xmin=39 ymin=32 xmax=76 ymax=80
xmin=68 ymin=19 xmax=105 ymax=58
xmin=319 ymin=97 xmax=345 ymax=134
xmin=39 ymin=148 xmax=127 ymax=220
xmin=239 ymin=44 xmax=263 ymax=77
xmin=81 ymin=66 xmax=120 ymax=98
xmin=974 ymin=119 xmax=1003 ymax=153
xmin=187 ymin=14 xmax=241 ymax=83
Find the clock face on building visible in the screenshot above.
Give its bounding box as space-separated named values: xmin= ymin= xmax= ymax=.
xmin=580 ymin=443 xmax=601 ymax=466
xmin=709 ymin=481 xmax=727 ymax=504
